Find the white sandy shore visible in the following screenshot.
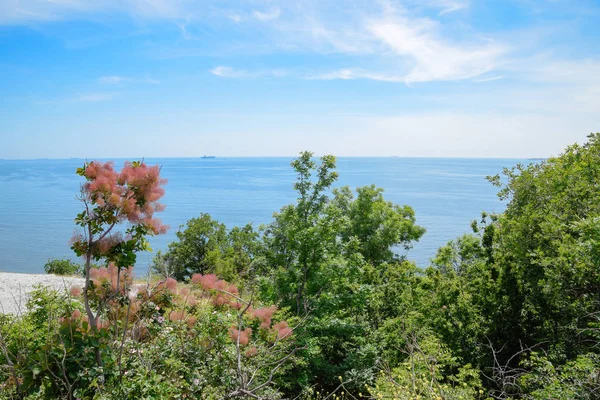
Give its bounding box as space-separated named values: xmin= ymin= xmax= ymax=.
xmin=0 ymin=272 xmax=84 ymax=315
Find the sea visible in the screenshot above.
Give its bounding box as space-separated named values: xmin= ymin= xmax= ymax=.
xmin=0 ymin=157 xmax=528 ymax=276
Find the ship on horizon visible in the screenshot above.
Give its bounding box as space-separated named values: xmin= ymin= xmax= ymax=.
xmin=201 ymin=155 xmax=216 ymax=159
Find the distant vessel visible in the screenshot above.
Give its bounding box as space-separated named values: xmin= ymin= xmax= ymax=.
xmin=201 ymin=155 xmax=216 ymax=159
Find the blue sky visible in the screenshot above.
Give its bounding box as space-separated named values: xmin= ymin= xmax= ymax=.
xmin=1 ymin=0 xmax=599 ymax=158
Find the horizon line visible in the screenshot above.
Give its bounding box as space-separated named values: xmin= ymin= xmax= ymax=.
xmin=0 ymin=155 xmax=546 ymax=161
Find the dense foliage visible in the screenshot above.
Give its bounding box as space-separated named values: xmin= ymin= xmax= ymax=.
xmin=2 ymin=134 xmax=600 ymax=399
xmin=152 ymin=214 xmax=258 ymax=284
xmin=43 ymin=259 xmax=81 ymax=276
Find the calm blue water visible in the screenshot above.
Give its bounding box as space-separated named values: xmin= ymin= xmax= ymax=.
xmin=0 ymin=157 xmax=525 ymax=275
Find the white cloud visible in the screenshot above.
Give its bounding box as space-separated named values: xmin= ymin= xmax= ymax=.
xmin=473 ymin=75 xmax=505 ymax=83
xmin=98 ymin=75 xmax=160 ymax=84
xmin=252 ymin=8 xmax=280 ymax=22
xmin=0 ymin=1 xmax=501 ymax=85
xmin=0 ymin=0 xmax=126 ymax=24
xmin=401 ymin=0 xmax=468 ymax=15
xmin=2 ymin=0 xmax=597 ymax=90
xmin=242 ymin=1 xmax=504 ymax=84
xmin=311 ymin=69 xmax=359 ymax=80
xmin=0 ymin=0 xmax=209 ymax=24
xmin=76 ymin=93 xmax=113 ymax=102
xmin=367 ymin=18 xmax=503 ymax=83
xmin=310 ymin=68 xmax=404 ymax=82
xmin=98 ymin=76 xmax=126 ymax=84
xmin=434 ymin=0 xmax=467 ymax=15
xmin=210 ymin=66 xmax=249 ymax=78
xmin=210 ymin=66 xmax=288 ymax=78
xmin=0 ymin=1 xmax=488 ymax=86
xmin=229 ymin=14 xmax=243 ymax=23
xmin=302 ymin=3 xmax=503 ymax=84
xmin=126 ymin=0 xmax=185 ymax=19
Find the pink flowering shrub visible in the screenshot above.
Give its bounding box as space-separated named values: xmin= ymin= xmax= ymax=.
xmin=0 ymin=160 xmax=301 ymax=400
xmin=90 ymin=263 xmax=133 ymax=295
xmin=69 ymin=160 xmax=168 ymax=336
xmin=190 ymin=273 xmax=294 ymax=348
xmin=229 ymin=327 xmax=253 ymax=345
xmin=252 ymin=306 xmax=278 ymax=328
xmin=71 ymin=160 xmax=168 ymax=269
xmin=272 ymin=321 xmax=293 ymax=340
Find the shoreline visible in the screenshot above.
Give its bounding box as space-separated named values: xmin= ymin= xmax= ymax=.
xmin=0 ymin=272 xmax=84 ymax=315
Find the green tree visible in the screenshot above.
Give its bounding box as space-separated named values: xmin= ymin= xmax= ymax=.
xmin=485 ymin=133 xmax=600 ymax=362
xmin=261 ymin=151 xmax=340 ymax=316
xmin=333 ymin=184 xmax=425 ymax=265
xmin=259 ymin=151 xmax=427 ymax=394
xmin=152 ymin=213 xmax=259 ymax=282
xmin=419 ymin=234 xmax=495 ymax=367
xmin=152 ymin=213 xmax=227 ymax=280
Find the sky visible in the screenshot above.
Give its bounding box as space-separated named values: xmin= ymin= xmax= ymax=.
xmin=0 ymin=0 xmax=599 ymax=159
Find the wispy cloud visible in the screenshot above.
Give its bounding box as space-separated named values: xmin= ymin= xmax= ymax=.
xmin=76 ymin=93 xmax=113 ymax=102
xmin=370 ymin=21 xmax=501 ymax=83
xmin=0 ymin=1 xmax=503 ymax=86
xmin=210 ymin=66 xmax=287 ymax=78
xmin=98 ymin=75 xmax=160 ymax=84
xmin=210 ymin=66 xmax=250 ymax=78
xmin=309 ymin=68 xmax=404 ymax=83
xmin=401 ymin=0 xmax=468 ymax=15
xmin=433 ymin=0 xmax=468 ymax=15
xmin=228 ymin=14 xmax=243 ymax=23
xmin=2 ymin=0 xmax=597 ymax=89
xmin=362 ymin=2 xmax=504 ymax=83
xmin=473 ymin=75 xmax=505 ymax=83
xmin=98 ymin=76 xmax=127 ymax=84
xmin=0 ymin=0 xmax=283 ymax=25
xmin=205 ymin=1 xmax=504 ymax=84
xmin=252 ymin=8 xmax=281 ymax=22
xmin=0 ymin=0 xmax=206 ymax=24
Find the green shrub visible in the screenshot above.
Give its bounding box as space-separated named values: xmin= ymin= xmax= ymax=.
xmin=368 ymin=332 xmax=484 ymax=399
xmin=520 ymin=353 xmax=600 ymax=400
xmin=43 ymin=258 xmax=81 ymax=276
